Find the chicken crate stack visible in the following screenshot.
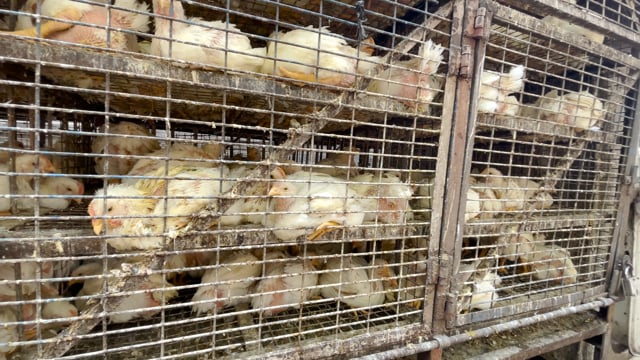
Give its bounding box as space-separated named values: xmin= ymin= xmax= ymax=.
xmin=0 ymin=0 xmax=638 ymax=359
xmin=0 ymin=0 xmax=455 ymax=358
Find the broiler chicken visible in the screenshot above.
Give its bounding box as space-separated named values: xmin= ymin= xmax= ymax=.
xmin=0 ymin=308 xmax=18 ymax=359
xmin=124 ymin=142 xmax=223 ymax=184
xmin=18 ymin=176 xmax=84 ymax=210
xmin=91 ymin=121 xmax=160 ymax=177
xmin=135 ymin=165 xmax=241 ymax=233
xmin=495 ymin=225 xmax=535 ymax=275
xmin=367 ymin=40 xmax=445 ymax=113
xmin=0 ymin=261 xmax=56 ymax=301
xmin=478 ymin=65 xmax=525 ymax=115
xmin=526 ymin=90 xmax=605 ymax=131
xmin=350 ymin=172 xmax=414 ymax=225
xmin=261 ymin=26 xmax=381 ymax=87
xmin=87 ymin=183 xmax=159 ymax=250
xmin=457 ymin=264 xmax=502 ymax=313
xmin=265 ymin=167 xmax=366 ymax=241
xmin=70 ymin=261 xmax=178 ymax=323
xmin=520 ymin=243 xmax=578 ymax=285
xmin=251 ymin=250 xmax=320 ymax=316
xmin=319 ymin=257 xmax=396 ymax=310
xmin=0 ymin=154 xmax=57 ymax=213
xmin=191 ymin=251 xmax=262 ymax=314
xmin=11 ymin=0 xmax=150 ymax=51
xmin=480 ymin=167 xmax=543 ymax=212
xmin=151 ymin=0 xmax=266 ymax=72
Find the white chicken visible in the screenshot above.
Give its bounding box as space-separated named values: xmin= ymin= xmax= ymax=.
xmin=521 ymin=243 xmax=578 ymax=285
xmin=91 ymin=121 xmax=160 ymax=178
xmin=349 ymin=172 xmax=414 ymax=225
xmin=0 ymin=154 xmax=57 ymax=213
xmin=12 ymin=0 xmax=150 ymax=51
xmin=136 ymin=165 xmax=241 ymax=233
xmin=18 ymin=176 xmax=84 ymax=211
xmin=124 ymin=142 xmax=222 ymax=184
xmin=319 ymin=257 xmax=396 ymax=310
xmin=151 ymin=0 xmax=266 ymax=72
xmin=529 ymin=90 xmax=605 ymax=131
xmin=480 ymin=167 xmax=542 ymax=212
xmin=261 ymin=26 xmax=381 ymax=87
xmin=70 ymin=261 xmax=178 ymax=323
xmin=191 ymin=251 xmax=262 ymax=314
xmin=495 ymin=225 xmax=535 ymax=273
xmin=87 ymin=183 xmax=160 ymax=250
xmin=457 ymin=264 xmax=502 ymax=313
xmin=251 ymin=250 xmax=320 ymax=316
xmin=478 ymin=65 xmax=525 ymax=115
xmin=367 ymin=40 xmax=445 ymax=113
xmin=0 ymin=261 xmax=56 ymax=301
xmin=265 ymin=167 xmax=366 ymax=241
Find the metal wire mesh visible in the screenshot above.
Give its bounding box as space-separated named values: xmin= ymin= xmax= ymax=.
xmin=452 ymin=3 xmax=638 ymax=327
xmin=0 ymin=0 xmax=637 ymax=358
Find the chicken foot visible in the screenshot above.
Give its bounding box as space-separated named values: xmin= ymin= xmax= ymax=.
xmin=307 ymin=220 xmax=341 ymax=241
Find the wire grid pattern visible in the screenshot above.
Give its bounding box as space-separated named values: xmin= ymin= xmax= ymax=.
xmin=453 ymin=9 xmax=637 ymax=326
xmin=0 ymin=0 xmax=449 ymax=358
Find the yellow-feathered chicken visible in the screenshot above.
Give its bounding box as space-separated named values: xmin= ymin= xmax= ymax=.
xmin=367 ymin=40 xmax=445 ymax=113
xmin=261 ymin=26 xmax=380 ymax=87
xmin=11 ymin=0 xmax=149 ymax=51
xmin=478 ymin=65 xmax=525 ymax=115
xmin=92 ymin=121 xmax=160 ymax=178
xmin=151 ymin=0 xmax=266 ymax=72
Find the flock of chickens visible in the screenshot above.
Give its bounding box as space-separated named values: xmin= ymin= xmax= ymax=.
xmin=2 ymin=0 xmax=606 ymax=125
xmin=0 ymin=0 xmax=605 ymax=356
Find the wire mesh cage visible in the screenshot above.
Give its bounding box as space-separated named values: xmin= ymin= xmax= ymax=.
xmin=448 ymin=1 xmax=639 ymax=329
xmin=0 ymin=0 xmax=454 ymax=358
xmin=0 ymin=0 xmax=638 ymax=358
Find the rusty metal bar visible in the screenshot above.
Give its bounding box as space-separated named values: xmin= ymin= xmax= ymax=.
xmin=353 ymin=297 xmax=614 ymax=360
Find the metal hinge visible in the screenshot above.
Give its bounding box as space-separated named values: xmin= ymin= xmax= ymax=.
xmin=473 ymin=7 xmax=487 ymax=39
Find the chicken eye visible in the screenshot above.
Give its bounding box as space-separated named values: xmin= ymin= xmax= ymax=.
xmin=107 ymin=206 xmax=113 ymax=212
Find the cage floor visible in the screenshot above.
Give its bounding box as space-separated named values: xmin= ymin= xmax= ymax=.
xmin=29 ymin=293 xmax=420 ymax=359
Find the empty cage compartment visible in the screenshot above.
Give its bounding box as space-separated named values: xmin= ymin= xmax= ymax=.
xmin=0 ymin=0 xmax=459 ymax=358
xmin=448 ymin=1 xmax=640 ymax=328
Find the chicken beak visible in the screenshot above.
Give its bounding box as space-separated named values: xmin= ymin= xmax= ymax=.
xmin=388 ymin=278 xmax=398 ymax=288
xmin=268 ymin=187 xmax=282 ymax=197
xmin=43 ymin=161 xmax=57 ymax=173
xmin=91 ymin=219 xmax=104 ymax=235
